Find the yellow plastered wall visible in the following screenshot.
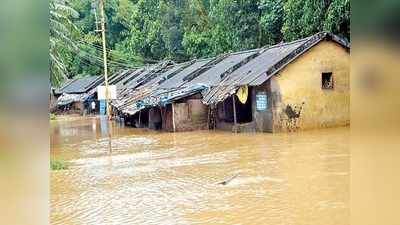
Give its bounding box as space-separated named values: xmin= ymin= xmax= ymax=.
xmin=271 ymin=40 xmax=350 ymax=131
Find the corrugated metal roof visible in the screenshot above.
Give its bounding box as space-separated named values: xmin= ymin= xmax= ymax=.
xmin=184 ymin=49 xmax=259 ymax=87
xmin=122 ymin=62 xmax=168 ymax=89
xmin=158 ymin=59 xmax=212 ymax=89
xmin=111 ymin=63 xmax=191 ymax=111
xmin=60 ymin=76 xmax=100 ymax=94
xmin=118 ymin=69 xmax=145 ymax=87
xmin=54 ymin=79 xmax=75 ymax=94
xmin=202 ymin=32 xmax=349 ymax=105
xmin=146 ymin=63 xmax=187 ymax=86
xmin=108 ymin=69 xmax=130 ymax=85
xmin=111 ymin=32 xmax=349 ymax=112
xmin=231 ymin=39 xmax=307 ymax=86
xmin=124 ymin=70 xmax=153 ymax=88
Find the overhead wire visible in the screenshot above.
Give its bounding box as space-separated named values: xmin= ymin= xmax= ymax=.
xmin=76 ymin=39 xmax=163 ymax=64
xmin=72 ymin=47 xmax=143 ymax=69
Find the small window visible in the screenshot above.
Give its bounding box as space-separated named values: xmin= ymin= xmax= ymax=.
xmin=322 ymin=72 xmax=334 ymax=89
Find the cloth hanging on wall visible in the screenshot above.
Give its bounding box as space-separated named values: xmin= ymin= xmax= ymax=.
xmin=236 ymin=85 xmax=248 ymax=104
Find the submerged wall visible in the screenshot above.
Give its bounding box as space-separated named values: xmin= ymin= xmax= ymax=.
xmin=161 ymin=99 xmax=208 ymax=132
xmin=148 ymin=107 xmax=162 ymax=130
xmin=270 ymin=40 xmax=350 ymax=132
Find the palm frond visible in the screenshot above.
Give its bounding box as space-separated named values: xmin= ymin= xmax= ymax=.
xmin=49 ymin=0 xmax=79 ymax=86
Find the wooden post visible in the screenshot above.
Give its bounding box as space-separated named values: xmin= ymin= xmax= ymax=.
xmin=232 ymin=95 xmax=237 ymax=133
xmin=138 ymin=111 xmax=141 ymax=128
xmin=172 ymin=103 xmax=176 ymax=132
xmin=207 ymin=107 xmax=210 ymax=129
xmin=160 ymin=106 xmax=164 ymax=130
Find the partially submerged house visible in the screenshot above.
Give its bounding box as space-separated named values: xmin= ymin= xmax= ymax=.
xmin=152 ymin=58 xmax=214 ymax=131
xmin=54 ymin=76 xmax=102 ymax=114
xmin=123 ymin=49 xmax=262 ymax=132
xmin=115 ymin=59 xmax=214 ymax=131
xmin=112 ymin=32 xmax=349 ymax=133
xmin=203 ymin=32 xmax=350 ymax=132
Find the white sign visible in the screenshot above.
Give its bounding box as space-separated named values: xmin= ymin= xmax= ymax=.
xmin=97 ymin=85 xmax=117 ymax=100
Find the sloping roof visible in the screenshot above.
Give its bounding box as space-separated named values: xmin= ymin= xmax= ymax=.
xmin=56 ymin=93 xmax=89 ymax=106
xmin=108 ymin=69 xmax=131 ymax=85
xmin=54 ymin=79 xmax=75 ymax=95
xmin=183 ymin=49 xmax=260 ymax=87
xmin=111 ymin=32 xmax=349 ymax=114
xmin=58 ymin=76 xmax=100 ymax=94
xmin=146 ymin=63 xmax=188 ymax=86
xmin=117 ymin=51 xmax=260 ymax=114
xmin=117 ymin=69 xmax=145 ymax=87
xmin=202 ymin=32 xmax=349 ymax=105
xmin=112 ymin=63 xmax=189 ymax=112
xmin=85 ymin=76 xmax=105 ymax=93
xmin=125 ymin=62 xmax=172 ymax=89
xmin=158 ymin=59 xmax=213 ymax=89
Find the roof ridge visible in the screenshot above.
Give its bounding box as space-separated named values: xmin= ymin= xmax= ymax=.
xmin=229 ymin=48 xmax=261 ymax=55
xmin=260 ymin=36 xmax=311 ymax=52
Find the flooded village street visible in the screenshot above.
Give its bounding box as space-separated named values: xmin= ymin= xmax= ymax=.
xmin=51 ymin=116 xmax=349 ymax=225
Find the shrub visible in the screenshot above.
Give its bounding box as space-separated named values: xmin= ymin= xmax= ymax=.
xmin=50 ymin=113 xmax=57 ymax=120
xmin=50 ymin=159 xmax=69 ymax=170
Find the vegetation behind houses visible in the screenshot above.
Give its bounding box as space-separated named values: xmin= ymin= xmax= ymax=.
xmin=50 ymin=0 xmax=350 ymax=86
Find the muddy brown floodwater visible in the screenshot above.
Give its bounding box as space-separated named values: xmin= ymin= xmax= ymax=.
xmin=51 ymin=116 xmax=349 ymax=225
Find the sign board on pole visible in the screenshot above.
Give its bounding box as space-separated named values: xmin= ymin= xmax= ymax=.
xmin=97 ymin=85 xmax=117 ymax=100
xmin=99 ymin=99 xmax=106 ymax=115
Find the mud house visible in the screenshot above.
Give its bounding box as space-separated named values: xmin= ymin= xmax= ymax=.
xmin=113 ymin=62 xmax=176 ymax=127
xmin=54 ymin=76 xmax=103 ymax=114
xmin=112 ymin=32 xmax=349 ymax=133
xmin=203 ymin=32 xmax=350 ymax=132
xmin=145 ymin=59 xmax=214 ymax=132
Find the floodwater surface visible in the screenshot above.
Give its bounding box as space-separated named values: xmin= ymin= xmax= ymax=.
xmin=51 ymin=116 xmax=349 ymax=225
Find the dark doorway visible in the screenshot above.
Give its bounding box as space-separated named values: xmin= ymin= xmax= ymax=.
xmin=138 ymin=109 xmax=149 ymax=127
xmin=235 ymin=87 xmax=252 ymax=123
xmin=218 ymin=87 xmax=253 ymax=124
xmin=149 ymin=107 xmax=162 ymax=130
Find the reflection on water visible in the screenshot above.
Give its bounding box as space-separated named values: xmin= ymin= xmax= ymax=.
xmin=51 ymin=116 xmax=349 ymax=225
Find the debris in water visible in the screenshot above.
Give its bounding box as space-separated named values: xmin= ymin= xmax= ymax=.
xmin=217 ymin=173 xmax=239 ymax=185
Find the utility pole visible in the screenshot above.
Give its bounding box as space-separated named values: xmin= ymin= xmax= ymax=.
xmin=98 ymin=0 xmax=111 ymax=120
xmin=97 ymin=0 xmax=112 ymax=153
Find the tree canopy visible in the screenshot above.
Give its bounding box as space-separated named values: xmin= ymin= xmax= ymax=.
xmin=50 ymin=0 xmax=350 ymax=86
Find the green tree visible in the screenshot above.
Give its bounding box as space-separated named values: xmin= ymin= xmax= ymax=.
xmin=282 ymin=0 xmax=304 ymax=41
xmin=181 ymin=0 xmax=213 ymax=58
xmin=209 ymin=0 xmax=260 ymax=53
xmin=282 ymin=0 xmax=350 ymax=41
xmin=324 ymin=0 xmax=350 ymax=41
xmin=259 ymin=0 xmax=284 ymax=45
xmin=49 ymin=0 xmax=79 ymax=86
xmin=51 ymin=0 xmax=351 ymax=82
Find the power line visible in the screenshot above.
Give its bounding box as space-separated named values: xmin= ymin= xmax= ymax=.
xmin=76 ymin=39 xmax=164 ymax=63
xmin=73 ymin=47 xmax=143 ymax=69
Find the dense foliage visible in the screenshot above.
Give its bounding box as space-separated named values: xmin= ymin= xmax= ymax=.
xmin=50 ymin=0 xmax=350 ymax=86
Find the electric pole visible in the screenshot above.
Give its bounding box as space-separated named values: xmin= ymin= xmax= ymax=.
xmin=98 ymin=0 xmax=111 ymax=121
xmin=97 ymin=0 xmax=112 ymax=153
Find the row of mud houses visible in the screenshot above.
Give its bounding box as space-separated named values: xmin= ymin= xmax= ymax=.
xmin=52 ymin=32 xmax=350 ymax=133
